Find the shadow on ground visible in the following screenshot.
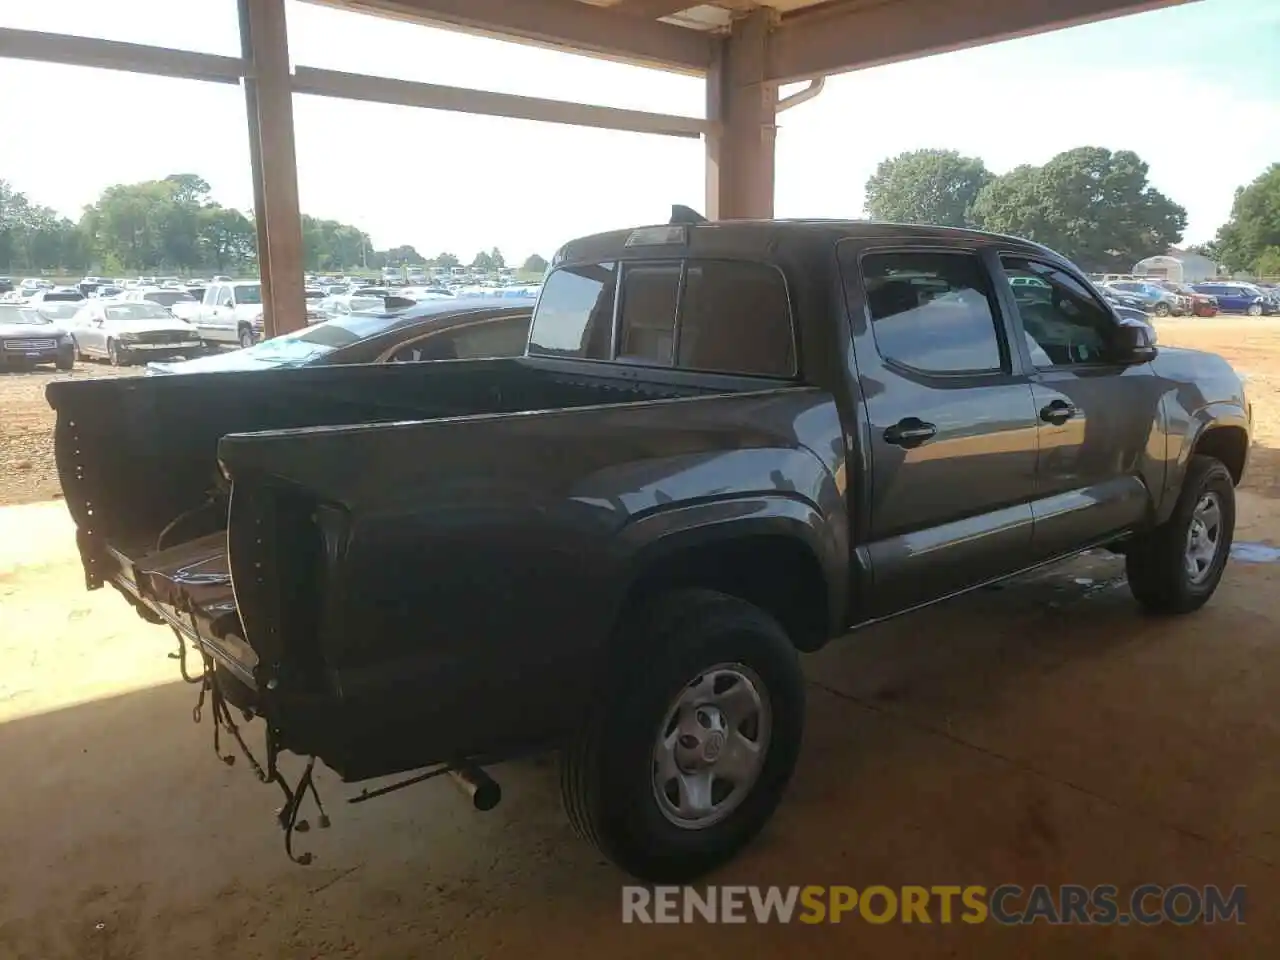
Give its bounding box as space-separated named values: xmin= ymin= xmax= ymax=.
xmin=1 ymin=550 xmax=1277 ymax=959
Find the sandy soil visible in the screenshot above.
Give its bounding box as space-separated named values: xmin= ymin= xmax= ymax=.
xmin=3 ymin=318 xmax=1280 ymax=957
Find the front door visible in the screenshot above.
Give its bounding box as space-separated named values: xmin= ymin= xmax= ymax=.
xmin=843 ymin=245 xmax=1041 ymax=619
xmin=996 ymin=255 xmax=1163 ymax=560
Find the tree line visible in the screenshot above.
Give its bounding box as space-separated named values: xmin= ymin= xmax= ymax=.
xmin=0 ymin=173 xmax=549 ymax=276
xmin=864 ymin=147 xmax=1277 ymax=277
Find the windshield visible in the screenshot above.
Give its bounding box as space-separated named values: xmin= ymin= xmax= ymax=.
xmin=0 ymin=305 xmax=47 ymax=325
xmin=234 ymin=283 xmax=263 ymax=305
xmin=42 ymin=291 xmax=84 ymax=302
xmin=106 ymin=302 xmax=177 ymax=322
xmin=146 ymin=290 xmax=196 ymax=306
xmin=35 ymin=302 xmax=80 ymax=321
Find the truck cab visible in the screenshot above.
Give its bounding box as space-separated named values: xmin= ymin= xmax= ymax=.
xmin=197 ymin=280 xmax=265 ymax=349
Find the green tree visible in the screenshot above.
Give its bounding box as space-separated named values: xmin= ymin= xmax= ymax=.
xmin=488 ymin=246 xmax=505 ymax=270
xmin=1214 ymin=164 xmax=1280 ymax=274
xmin=434 ymin=251 xmax=460 ymax=269
xmin=521 ymin=253 xmax=548 ymax=274
xmin=383 ymin=244 xmax=424 ymax=265
xmin=199 ymin=206 xmax=256 ymax=273
xmin=972 ymin=147 xmax=1186 ymax=272
xmin=1254 ymin=247 xmax=1280 ymax=278
xmin=471 ymin=250 xmax=494 ymax=271
xmin=863 ymin=149 xmax=992 ymax=228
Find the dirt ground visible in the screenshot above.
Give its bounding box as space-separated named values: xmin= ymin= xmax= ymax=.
xmin=3 ymin=319 xmax=1280 ymax=957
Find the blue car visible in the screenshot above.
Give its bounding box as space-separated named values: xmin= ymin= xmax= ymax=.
xmin=1190 ymin=282 xmax=1276 ymax=316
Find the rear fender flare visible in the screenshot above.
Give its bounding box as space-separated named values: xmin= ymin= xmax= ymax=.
xmin=611 ymin=494 xmax=848 ymax=641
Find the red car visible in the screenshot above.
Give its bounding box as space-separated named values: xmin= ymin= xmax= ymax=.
xmin=1157 ymin=280 xmax=1218 ymax=317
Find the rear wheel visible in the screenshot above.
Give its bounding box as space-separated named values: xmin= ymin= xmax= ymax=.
xmin=560 ymin=589 xmax=805 ymax=882
xmin=1126 ymin=455 xmax=1235 ymax=615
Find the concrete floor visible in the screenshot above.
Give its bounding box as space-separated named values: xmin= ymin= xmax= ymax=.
xmin=1 ymin=497 xmax=1278 ymax=958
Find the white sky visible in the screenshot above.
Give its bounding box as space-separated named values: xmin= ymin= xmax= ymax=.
xmin=1 ymin=0 xmax=1277 ymax=263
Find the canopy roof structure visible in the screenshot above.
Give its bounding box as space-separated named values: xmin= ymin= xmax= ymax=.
xmin=0 ymin=0 xmax=1194 ymax=335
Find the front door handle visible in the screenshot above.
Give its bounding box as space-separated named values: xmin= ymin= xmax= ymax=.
xmin=1039 ymin=399 xmax=1079 ymax=425
xmin=884 ymin=417 xmax=937 ymax=448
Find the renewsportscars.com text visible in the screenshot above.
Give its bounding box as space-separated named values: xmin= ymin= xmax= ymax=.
xmin=622 ymin=884 xmax=1247 ymax=925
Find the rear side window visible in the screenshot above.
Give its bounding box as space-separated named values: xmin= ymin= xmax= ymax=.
xmin=861 ymin=250 xmax=1004 ymax=374
xmin=617 ymin=263 xmax=680 ymax=365
xmin=678 ymin=261 xmax=794 ymax=377
xmin=527 ymin=262 xmax=617 ymax=360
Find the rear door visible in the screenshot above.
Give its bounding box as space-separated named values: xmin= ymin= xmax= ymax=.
xmin=841 ymin=244 xmax=1040 ymax=618
xmin=995 ymin=255 xmax=1162 ymax=560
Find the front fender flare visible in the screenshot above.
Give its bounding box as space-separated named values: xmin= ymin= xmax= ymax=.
xmin=1160 ymin=402 xmax=1249 ymax=524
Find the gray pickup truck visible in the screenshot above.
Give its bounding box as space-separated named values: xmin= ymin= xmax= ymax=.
xmin=47 ymin=214 xmax=1250 ymax=881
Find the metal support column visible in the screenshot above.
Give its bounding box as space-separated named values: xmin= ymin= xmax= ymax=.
xmin=704 ymin=8 xmax=777 ymax=220
xmin=238 ymin=0 xmax=306 ymax=337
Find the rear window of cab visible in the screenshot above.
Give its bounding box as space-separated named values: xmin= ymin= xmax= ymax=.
xmin=528 ymin=259 xmax=796 ymax=378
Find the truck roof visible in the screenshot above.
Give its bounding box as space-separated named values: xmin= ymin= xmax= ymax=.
xmin=555 ymin=219 xmax=1059 ymax=267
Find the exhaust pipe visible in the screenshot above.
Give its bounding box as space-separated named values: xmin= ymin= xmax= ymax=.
xmin=448 ymin=765 xmax=501 ymax=812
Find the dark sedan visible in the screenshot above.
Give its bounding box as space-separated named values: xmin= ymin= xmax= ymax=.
xmin=145 ymin=299 xmax=533 ymax=375
xmin=0 ymin=303 xmax=75 ymax=370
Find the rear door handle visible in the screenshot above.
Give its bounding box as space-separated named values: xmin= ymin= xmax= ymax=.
xmin=1039 ymin=399 xmax=1078 ymax=425
xmin=884 ymin=417 xmax=937 ymax=448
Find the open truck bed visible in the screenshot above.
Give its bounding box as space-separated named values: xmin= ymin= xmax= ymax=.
xmin=46 ymin=358 xmax=824 ymax=786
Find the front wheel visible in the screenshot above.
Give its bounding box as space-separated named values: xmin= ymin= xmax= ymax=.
xmin=1247 ymin=303 xmax=1263 ymax=317
xmin=1126 ymin=455 xmax=1235 ymax=615
xmin=238 ymin=326 xmax=256 ymax=349
xmin=55 ymin=350 xmax=74 ymax=371
xmin=1153 ymin=302 xmax=1171 ymax=317
xmin=107 ymin=339 xmax=131 ymax=366
xmin=560 ymin=589 xmax=805 ymax=882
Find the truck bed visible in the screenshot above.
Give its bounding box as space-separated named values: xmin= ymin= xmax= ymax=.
xmin=48 ymin=358 xmax=835 ymax=779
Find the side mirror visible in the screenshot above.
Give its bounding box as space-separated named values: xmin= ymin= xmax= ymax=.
xmin=1113 ymin=319 xmax=1158 ymax=363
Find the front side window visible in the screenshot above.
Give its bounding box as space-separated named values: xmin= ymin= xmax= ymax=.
xmin=1001 ymin=257 xmax=1115 ymax=367
xmin=527 ymin=262 xmax=617 ymax=360
xmin=861 ymin=250 xmax=1004 ymax=374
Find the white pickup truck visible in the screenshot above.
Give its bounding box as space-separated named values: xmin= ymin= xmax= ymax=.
xmin=194 ymin=280 xmax=265 ymax=349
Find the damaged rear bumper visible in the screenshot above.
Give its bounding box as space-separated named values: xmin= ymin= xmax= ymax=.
xmin=100 ymin=533 xmax=260 ymax=694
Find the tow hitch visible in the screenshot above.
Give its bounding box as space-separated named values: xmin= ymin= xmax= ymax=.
xmin=172 ymin=628 xmax=502 ymax=865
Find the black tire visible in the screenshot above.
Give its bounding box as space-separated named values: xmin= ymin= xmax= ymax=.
xmin=1247 ymin=303 xmax=1263 ymax=317
xmin=55 ymin=351 xmax=74 ymax=371
xmin=560 ymin=589 xmax=805 ymax=883
xmin=107 ymin=339 xmax=131 ymax=366
xmin=1153 ymin=302 xmax=1171 ymax=317
xmin=238 ymin=326 xmax=256 ymax=349
xmin=1126 ymin=455 xmax=1235 ymax=615
xmin=73 ymin=338 xmax=85 ymax=362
